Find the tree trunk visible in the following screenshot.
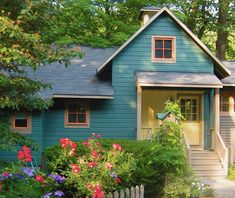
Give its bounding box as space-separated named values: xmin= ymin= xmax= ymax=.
xmin=216 ymin=0 xmax=229 ymax=60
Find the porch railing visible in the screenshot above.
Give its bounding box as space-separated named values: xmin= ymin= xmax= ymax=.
xmin=182 ymin=133 xmax=191 ymax=165
xmin=215 ymin=132 xmax=228 ymax=175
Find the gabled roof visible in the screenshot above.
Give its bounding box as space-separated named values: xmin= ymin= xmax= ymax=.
xmin=25 ymin=46 xmax=117 ymax=99
xmin=221 ymin=61 xmax=235 ymax=86
xmin=97 ymin=7 xmax=230 ymax=79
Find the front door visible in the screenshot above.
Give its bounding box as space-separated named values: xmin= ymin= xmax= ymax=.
xmin=179 ymin=95 xmax=201 ymax=145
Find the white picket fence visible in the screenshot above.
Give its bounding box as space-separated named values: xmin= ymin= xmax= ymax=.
xmin=107 ymin=185 xmax=144 ymax=198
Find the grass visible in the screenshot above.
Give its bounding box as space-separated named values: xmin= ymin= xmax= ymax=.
xmin=227 ymin=165 xmax=235 ymax=181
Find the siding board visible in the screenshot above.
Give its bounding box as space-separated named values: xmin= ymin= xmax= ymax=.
xmin=220 ymin=115 xmax=235 ymax=162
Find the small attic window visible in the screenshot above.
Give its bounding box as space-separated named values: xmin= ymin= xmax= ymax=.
xmin=152 ymin=36 xmax=175 ymax=62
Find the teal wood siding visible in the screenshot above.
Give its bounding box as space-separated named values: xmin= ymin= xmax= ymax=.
xmin=42 ymin=100 xmax=136 ymax=147
xmin=41 ymin=13 xmax=215 ymax=147
xmin=111 ymin=13 xmax=214 ymax=140
xmin=0 ymin=112 xmax=43 ymax=163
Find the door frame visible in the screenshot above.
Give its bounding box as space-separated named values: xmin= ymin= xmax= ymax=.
xmin=178 ymin=93 xmax=204 ymax=148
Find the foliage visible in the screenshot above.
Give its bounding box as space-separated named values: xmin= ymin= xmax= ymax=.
xmin=0 ymin=146 xmax=65 ymax=198
xmin=97 ymin=139 xmax=162 ymax=197
xmin=228 ymin=164 xmax=235 ymax=181
xmin=0 ymin=1 xmax=83 ymax=151
xmin=45 ymin=138 xmax=161 ymax=197
xmin=45 ymin=134 xmax=135 ymax=197
xmin=201 ymin=185 xmax=215 ymax=197
xmin=164 ymin=100 xmax=184 ymax=121
xmin=0 ymin=113 xmax=38 ymax=151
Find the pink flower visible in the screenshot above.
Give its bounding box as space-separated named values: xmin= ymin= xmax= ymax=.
xmin=82 ymin=141 xmax=89 ymax=147
xmin=96 ymin=142 xmax=101 ymax=147
xmin=70 ymin=141 xmax=77 ymax=151
xmin=69 ymin=150 xmax=76 ymax=156
xmin=112 ymin=144 xmax=122 ymax=152
xmin=60 ymin=138 xmax=70 ymax=148
xmin=87 ymin=137 xmax=92 ymax=141
xmin=93 ymin=184 xmax=104 ymax=198
xmin=87 ymin=162 xmax=97 ymax=168
xmin=87 ymin=183 xmax=93 ymax=190
xmin=17 ymin=146 xmax=32 ymax=162
xmin=91 ymin=150 xmax=99 ymax=158
xmin=71 ymin=164 xmax=81 ymax=173
xmin=92 ymin=133 xmax=96 ymax=136
xmin=97 ymin=134 xmax=102 ymax=139
xmin=105 ymin=162 xmax=113 ymax=170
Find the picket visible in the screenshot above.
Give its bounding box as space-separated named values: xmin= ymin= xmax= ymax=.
xmin=107 ymin=185 xmax=144 ymax=198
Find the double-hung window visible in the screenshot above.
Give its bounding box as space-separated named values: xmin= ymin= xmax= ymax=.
xmin=65 ymin=103 xmax=89 ymax=128
xmin=152 ymin=36 xmax=175 ymax=62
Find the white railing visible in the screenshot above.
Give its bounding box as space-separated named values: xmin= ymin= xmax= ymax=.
xmin=141 ymin=128 xmax=153 ymax=140
xmin=107 ymin=185 xmax=144 ymax=198
xmin=182 ymin=133 xmax=191 ymax=165
xmin=215 ymin=132 xmax=228 ymax=175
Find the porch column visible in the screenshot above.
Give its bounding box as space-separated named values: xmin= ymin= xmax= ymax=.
xmin=137 ymin=85 xmax=142 ymax=140
xmin=214 ymin=88 xmax=220 ymax=148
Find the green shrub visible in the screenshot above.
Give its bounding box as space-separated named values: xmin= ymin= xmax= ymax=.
xmin=45 ymin=139 xmax=162 ymax=197
xmin=45 ymin=135 xmax=136 ymax=197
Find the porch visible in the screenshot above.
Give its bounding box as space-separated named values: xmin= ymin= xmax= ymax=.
xmin=136 ymin=71 xmax=229 ymax=177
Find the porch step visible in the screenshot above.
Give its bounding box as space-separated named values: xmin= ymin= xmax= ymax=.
xmin=190 ymin=150 xmax=226 ymax=178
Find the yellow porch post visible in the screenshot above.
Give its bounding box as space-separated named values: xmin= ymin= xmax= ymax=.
xmin=214 ymin=88 xmax=220 ymax=149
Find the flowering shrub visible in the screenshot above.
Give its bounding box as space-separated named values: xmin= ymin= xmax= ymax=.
xmin=0 ymin=146 xmax=64 ymax=198
xmin=47 ymin=133 xmax=135 ymax=197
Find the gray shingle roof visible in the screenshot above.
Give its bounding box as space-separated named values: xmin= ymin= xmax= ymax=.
xmin=136 ymin=72 xmax=223 ymax=88
xmin=25 ymin=46 xmax=117 ymax=99
xmin=222 ymin=61 xmax=235 ymax=85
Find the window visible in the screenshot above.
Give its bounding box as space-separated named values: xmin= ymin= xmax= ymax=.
xmin=220 ymin=96 xmax=229 ymax=112
xmin=180 ymin=98 xmax=198 ymax=121
xmin=152 ymin=36 xmax=175 ymax=61
xmin=12 ymin=112 xmax=31 ymax=133
xmin=65 ymin=103 xmax=89 ymax=127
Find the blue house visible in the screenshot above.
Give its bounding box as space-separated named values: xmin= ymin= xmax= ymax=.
xmin=1 ymin=7 xmax=235 ymax=177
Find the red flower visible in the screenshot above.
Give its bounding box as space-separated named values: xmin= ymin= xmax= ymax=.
xmin=22 ymin=146 xmax=30 ymax=154
xmin=115 ymin=178 xmax=122 ymax=184
xmin=35 ymin=174 xmax=46 ymax=186
xmin=91 ymin=150 xmax=99 ymax=158
xmin=87 ymin=162 xmax=97 ymax=168
xmin=17 ymin=146 xmax=32 ymax=162
xmin=70 ymin=141 xmax=77 ymax=151
xmin=105 ymin=162 xmax=113 ymax=170
xmin=93 ymin=184 xmax=104 ymax=198
xmin=71 ymin=164 xmax=81 ymax=173
xmin=112 ymin=144 xmax=122 ymax=152
xmin=60 ymin=138 xmax=70 ymax=148
xmin=97 ymin=134 xmax=102 ymax=139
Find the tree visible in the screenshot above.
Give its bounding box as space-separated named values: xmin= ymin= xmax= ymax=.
xmin=0 ymin=3 xmax=81 ymax=150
